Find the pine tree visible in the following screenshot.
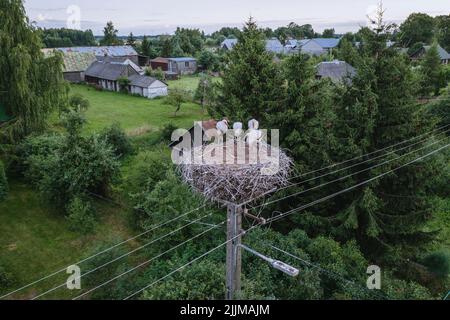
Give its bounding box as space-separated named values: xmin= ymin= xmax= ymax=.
xmin=161 ymin=37 xmax=173 ymax=57
xmin=328 ymin=6 xmax=446 ymax=261
xmin=419 ymin=42 xmax=443 ymax=97
xmin=0 ymin=0 xmax=67 ymax=142
xmin=210 ymin=17 xmax=284 ymax=124
xmin=100 ymin=21 xmax=121 ymax=46
xmin=140 ymin=35 xmax=151 ymax=57
xmin=126 ymin=32 xmax=136 ymax=47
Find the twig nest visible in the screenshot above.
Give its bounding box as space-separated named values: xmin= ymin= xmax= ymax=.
xmin=178 ymin=141 xmax=292 ymax=204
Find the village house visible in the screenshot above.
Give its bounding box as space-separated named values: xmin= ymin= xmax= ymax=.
xmin=97 ymin=56 xmax=145 ymax=75
xmin=221 ymin=38 xmax=285 ymax=54
xmin=316 ymin=60 xmax=356 ymax=83
xmin=85 ymin=60 xmax=168 ymax=99
xmin=299 ymin=38 xmax=341 ymax=56
xmin=410 ymin=44 xmax=450 ymax=64
xmin=221 ymin=39 xmax=238 ymax=51
xmin=265 ymin=38 xmax=285 ymax=54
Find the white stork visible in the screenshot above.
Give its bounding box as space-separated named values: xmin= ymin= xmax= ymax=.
xmin=245 ymin=119 xmax=263 ymax=145
xmin=233 ymin=122 xmax=244 ymax=139
xmin=216 ymin=119 xmax=229 ymax=135
xmin=248 ymin=119 xmax=260 ymax=131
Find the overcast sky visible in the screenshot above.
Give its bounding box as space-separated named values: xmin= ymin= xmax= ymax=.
xmin=24 ymin=0 xmax=449 ymax=35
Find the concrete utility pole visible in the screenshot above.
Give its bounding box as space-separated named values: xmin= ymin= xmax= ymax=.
xmin=226 ymin=203 xmax=242 ymax=300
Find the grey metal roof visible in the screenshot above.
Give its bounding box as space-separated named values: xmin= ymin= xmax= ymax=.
xmin=311 ymin=38 xmax=340 ymax=49
xmin=128 ymin=74 xmax=165 ymax=87
xmin=221 ymin=39 xmax=238 ymax=49
xmin=422 ymin=45 xmax=450 ymax=60
xmin=54 ymin=46 xmax=138 ymax=57
xmin=85 ymin=61 xmax=137 ymax=81
xmin=316 ymin=60 xmax=356 ymax=82
xmin=265 ymin=38 xmax=284 ymax=53
xmin=168 ymin=57 xmax=197 ymax=62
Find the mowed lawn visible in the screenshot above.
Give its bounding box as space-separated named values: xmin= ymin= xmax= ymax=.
xmin=70 ymin=81 xmax=206 ymax=135
xmin=0 ymin=180 xmax=135 ymax=299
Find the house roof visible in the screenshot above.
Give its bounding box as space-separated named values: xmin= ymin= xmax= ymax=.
xmin=168 ymin=57 xmax=197 ymax=62
xmin=297 ymin=39 xmax=311 ymax=47
xmin=85 ymin=61 xmax=137 ymax=81
xmin=316 ymin=60 xmax=356 ymax=82
xmin=311 ymin=38 xmax=341 ymax=49
xmin=62 ymin=52 xmax=97 ymax=73
xmin=150 ymin=57 xmax=169 ymax=64
xmin=128 ymin=74 xmax=167 ymax=87
xmin=53 ymin=46 xmax=138 ymax=57
xmin=169 ymin=119 xmax=218 ymax=148
xmin=221 ymin=39 xmax=238 ymax=49
xmin=422 ymin=45 xmax=450 ymax=60
xmin=265 ymin=38 xmax=284 ymax=53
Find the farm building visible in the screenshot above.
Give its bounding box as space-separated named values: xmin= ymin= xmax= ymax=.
xmin=149 ymin=57 xmax=197 ymax=76
xmin=49 ymin=46 xmax=141 ymax=65
xmin=150 ymin=57 xmax=170 ymax=71
xmin=168 ymin=58 xmax=197 ymax=75
xmin=97 ymin=56 xmax=144 ymax=74
xmin=169 ymin=119 xmax=218 ymax=150
xmin=316 ymin=60 xmax=356 ymax=83
xmin=85 ymin=60 xmax=167 ymax=99
xmin=128 ymin=74 xmax=168 ymax=99
xmin=410 ymin=45 xmax=450 ymax=64
xmin=41 ymin=50 xmax=97 ymax=83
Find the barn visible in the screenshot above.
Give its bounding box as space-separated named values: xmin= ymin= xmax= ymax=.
xmin=128 ymin=75 xmax=168 ymax=99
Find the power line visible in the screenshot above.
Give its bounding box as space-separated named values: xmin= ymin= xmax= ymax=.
xmin=0 ymin=203 xmax=206 ymax=300
xmin=251 ymin=135 xmax=448 ymax=211
xmin=123 ymin=143 xmax=449 ymax=300
xmin=122 ymin=223 xmax=254 ymax=300
xmin=73 ymin=220 xmax=227 ymax=300
xmin=279 ymin=127 xmax=450 ymax=192
xmin=266 ymin=143 xmax=450 ymax=224
xmin=282 ymin=124 xmax=450 ymax=182
xmin=267 ymin=244 xmax=388 ymax=300
xmin=241 ymin=125 xmax=450 ymax=208
xmin=31 ymin=212 xmax=216 ymax=300
xmin=11 ymin=129 xmax=448 ymax=300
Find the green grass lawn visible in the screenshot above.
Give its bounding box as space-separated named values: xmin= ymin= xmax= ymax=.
xmin=70 ymin=82 xmax=206 ymax=135
xmin=0 ymin=180 xmax=135 ymax=299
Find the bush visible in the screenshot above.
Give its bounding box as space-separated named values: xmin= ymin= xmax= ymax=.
xmin=0 ymin=160 xmax=8 ymax=200
xmin=23 ymin=113 xmax=120 ymax=211
xmin=160 ymin=123 xmax=178 ymax=143
xmin=422 ymin=251 xmax=450 ymax=278
xmin=0 ymin=265 xmax=14 ymax=291
xmin=67 ymin=197 xmax=97 ymax=234
xmin=100 ymin=123 xmax=133 ymax=157
xmin=66 ymin=93 xmax=90 ymax=113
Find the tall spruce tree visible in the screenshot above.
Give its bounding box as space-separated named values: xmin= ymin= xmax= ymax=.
xmin=100 ymin=21 xmax=121 ymax=46
xmin=328 ymin=7 xmax=446 ymax=261
xmin=419 ymin=42 xmax=443 ymax=97
xmin=210 ymin=18 xmax=284 ymax=124
xmin=0 ymin=0 xmax=67 ymax=142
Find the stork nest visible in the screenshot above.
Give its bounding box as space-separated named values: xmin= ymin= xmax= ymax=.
xmin=178 ymin=141 xmax=293 ymax=204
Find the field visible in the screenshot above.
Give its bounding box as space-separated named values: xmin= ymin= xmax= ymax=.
xmin=70 ymin=80 xmax=205 ymax=135
xmin=0 ymin=76 xmax=208 ymax=299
